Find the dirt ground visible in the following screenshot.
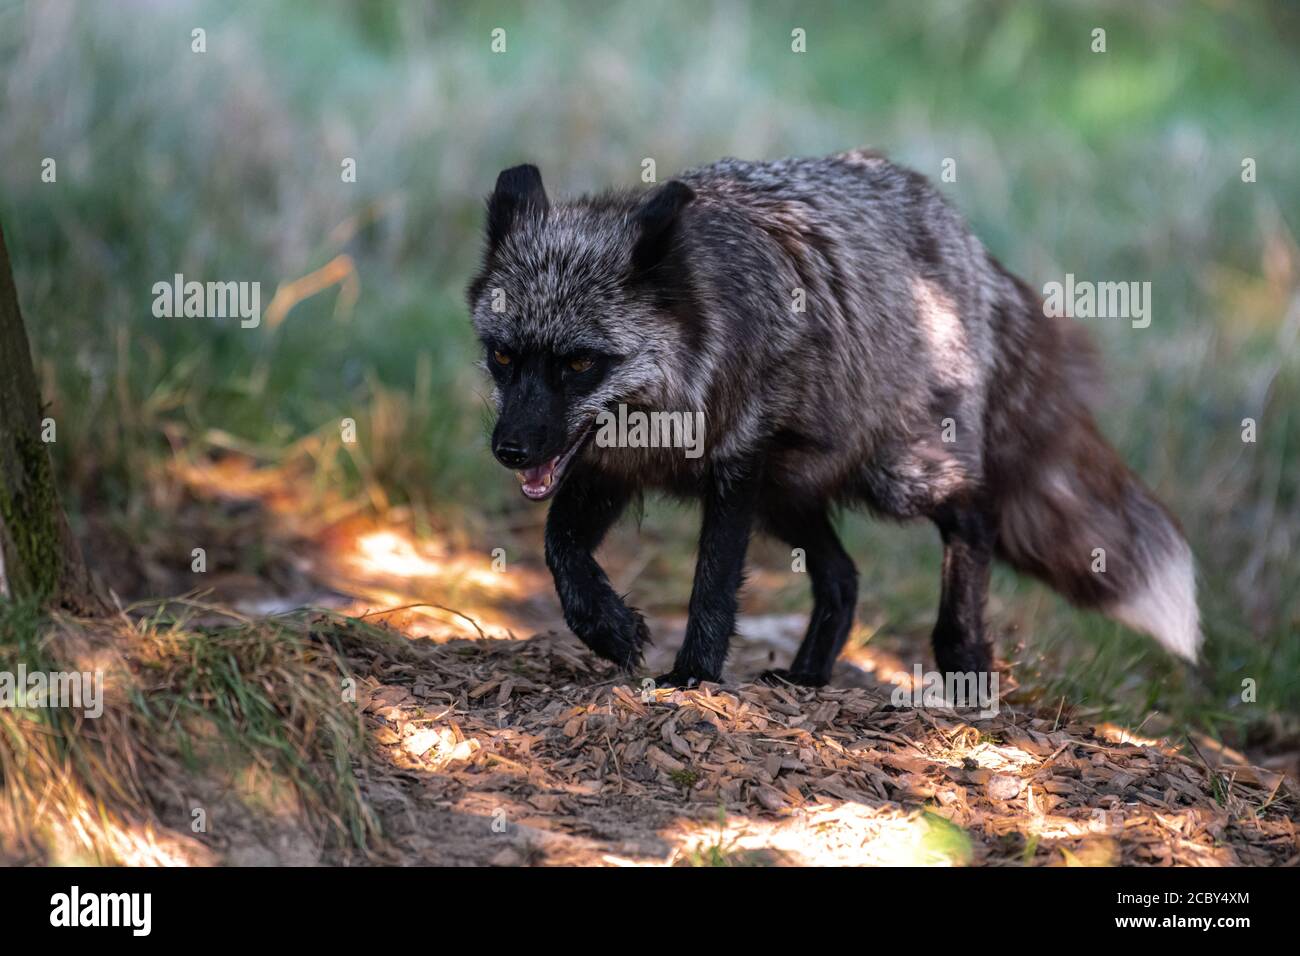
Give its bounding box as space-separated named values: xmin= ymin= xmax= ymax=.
xmin=339 ymin=624 xmax=1297 ymax=867
xmin=323 ymin=539 xmax=1298 ymax=865
xmin=106 ymin=458 xmax=1300 ymax=866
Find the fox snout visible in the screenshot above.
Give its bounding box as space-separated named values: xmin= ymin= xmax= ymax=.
xmin=489 ymin=365 xmax=565 ymax=470
xmin=490 ymin=401 xmax=592 ymax=502
xmin=491 ymin=424 xmax=551 ymax=469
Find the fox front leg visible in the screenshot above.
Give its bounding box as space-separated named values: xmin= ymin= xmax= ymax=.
xmin=655 ymin=461 xmax=762 ymax=687
xmin=544 ymin=471 xmax=649 ymax=669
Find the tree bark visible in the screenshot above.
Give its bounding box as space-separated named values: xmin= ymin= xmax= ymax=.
xmin=0 ymin=220 xmax=105 ymax=614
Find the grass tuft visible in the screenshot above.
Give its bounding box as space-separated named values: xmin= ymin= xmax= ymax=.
xmin=0 ymin=599 xmax=380 ymax=864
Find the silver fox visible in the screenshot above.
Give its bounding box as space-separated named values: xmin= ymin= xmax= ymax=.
xmin=467 ymin=150 xmax=1200 ymax=687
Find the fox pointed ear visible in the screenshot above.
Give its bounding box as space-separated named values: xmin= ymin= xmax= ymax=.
xmin=486 ymin=164 xmax=549 ymax=248
xmin=631 ymin=180 xmax=695 ymax=273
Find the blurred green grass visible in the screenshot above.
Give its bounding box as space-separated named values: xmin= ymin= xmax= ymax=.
xmin=0 ymin=0 xmax=1296 ymax=744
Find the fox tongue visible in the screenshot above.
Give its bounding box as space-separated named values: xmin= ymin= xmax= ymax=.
xmin=518 ymin=457 xmax=559 ymax=497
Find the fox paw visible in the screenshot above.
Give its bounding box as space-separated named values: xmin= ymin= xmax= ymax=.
xmin=651 ymin=667 xmax=718 ymax=689
xmin=758 ymin=667 xmax=828 ymax=688
xmin=934 ymin=642 xmax=993 ymax=678
xmin=572 ymin=603 xmax=650 ymax=670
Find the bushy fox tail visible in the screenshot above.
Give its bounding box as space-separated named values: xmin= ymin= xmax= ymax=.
xmin=993 ymin=414 xmax=1201 ymax=660
xmin=986 ymin=265 xmax=1202 ymax=661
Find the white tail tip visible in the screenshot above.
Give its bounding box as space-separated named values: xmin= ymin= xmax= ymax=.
xmin=1107 ymin=537 xmax=1202 ymax=662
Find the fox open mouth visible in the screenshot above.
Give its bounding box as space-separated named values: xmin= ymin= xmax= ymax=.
xmin=515 ymin=421 xmax=594 ymax=501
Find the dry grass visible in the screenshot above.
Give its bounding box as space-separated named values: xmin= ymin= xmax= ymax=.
xmin=0 ymin=599 xmax=381 ymax=865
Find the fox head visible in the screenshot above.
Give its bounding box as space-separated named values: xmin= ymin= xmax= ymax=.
xmin=466 ymin=164 xmax=697 ymax=500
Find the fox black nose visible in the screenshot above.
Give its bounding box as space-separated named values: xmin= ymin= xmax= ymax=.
xmin=494 ymin=442 xmax=530 ymax=468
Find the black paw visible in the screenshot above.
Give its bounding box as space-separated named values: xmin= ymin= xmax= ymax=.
xmin=758 ymin=667 xmax=828 ymax=688
xmin=571 ymin=601 xmax=650 ymax=670
xmin=650 ymin=667 xmax=718 ymax=689
xmin=934 ymin=641 xmax=993 ymax=678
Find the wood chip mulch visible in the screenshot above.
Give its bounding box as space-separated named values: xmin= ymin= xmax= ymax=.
xmin=338 ymin=628 xmax=1299 ymax=867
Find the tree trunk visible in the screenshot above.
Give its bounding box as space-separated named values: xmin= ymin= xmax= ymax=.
xmin=0 ymin=220 xmax=105 ymax=614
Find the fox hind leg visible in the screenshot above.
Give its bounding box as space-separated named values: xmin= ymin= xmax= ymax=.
xmin=930 ymin=502 xmax=996 ymax=676
xmin=758 ymin=502 xmax=858 ymax=687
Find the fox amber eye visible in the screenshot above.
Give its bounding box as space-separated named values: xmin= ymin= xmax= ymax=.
xmin=569 ymin=356 xmax=594 ymax=373
xmin=493 ymin=350 xmax=512 ymax=366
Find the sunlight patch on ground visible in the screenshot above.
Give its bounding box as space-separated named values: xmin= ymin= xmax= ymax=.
xmin=666 ymin=804 xmax=973 ymax=867
xmin=27 ymin=809 xmax=212 ymax=868
xmin=325 ymin=523 xmax=553 ymax=639
xmin=285 ymin=501 xmax=568 ymax=642
xmin=348 ymin=529 xmax=522 ymax=596
xmin=354 ymin=530 xmax=444 ymax=578
xmin=1095 ymin=722 xmax=1166 ymax=748
xmin=171 ymin=451 xmax=555 ymax=641
xmin=335 ymin=588 xmax=513 ymax=640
